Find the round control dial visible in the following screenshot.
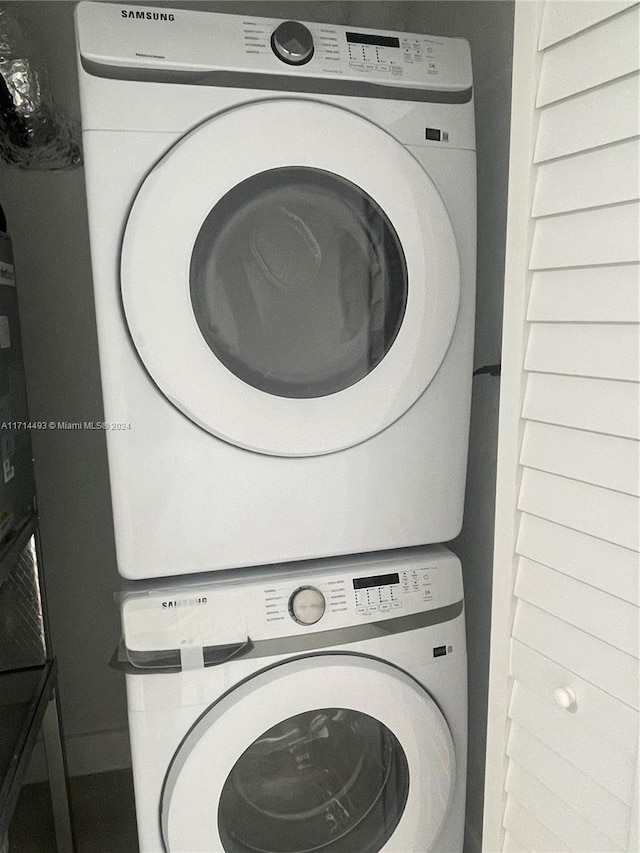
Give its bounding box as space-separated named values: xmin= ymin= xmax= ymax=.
xmin=271 ymin=21 xmax=314 ymax=66
xmin=289 ymin=586 xmax=326 ymax=625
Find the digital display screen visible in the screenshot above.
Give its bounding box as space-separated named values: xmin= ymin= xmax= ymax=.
xmin=353 ymin=573 xmax=400 ymax=590
xmin=346 ymin=32 xmax=401 ymax=48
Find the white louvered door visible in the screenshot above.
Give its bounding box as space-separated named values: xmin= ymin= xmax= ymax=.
xmin=484 ymin=2 xmax=639 ymax=851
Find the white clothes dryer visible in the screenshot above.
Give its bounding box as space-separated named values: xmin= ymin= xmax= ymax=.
xmin=118 ymin=545 xmax=467 ymax=853
xmin=75 ymin=3 xmax=476 ymax=579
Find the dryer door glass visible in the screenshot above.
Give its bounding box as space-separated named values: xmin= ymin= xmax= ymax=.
xmin=190 ymin=168 xmax=407 ymax=399
xmin=122 ymin=100 xmax=462 ymax=455
xmin=217 ymin=707 xmax=409 ymax=853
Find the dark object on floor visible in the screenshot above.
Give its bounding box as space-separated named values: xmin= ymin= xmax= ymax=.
xmin=9 ymin=768 xmax=138 ymax=852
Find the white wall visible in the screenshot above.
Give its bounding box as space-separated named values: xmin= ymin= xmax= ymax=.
xmin=1 ymin=8 xmax=513 ymax=836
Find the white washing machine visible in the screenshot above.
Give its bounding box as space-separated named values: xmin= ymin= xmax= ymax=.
xmin=75 ymin=4 xmax=476 ymax=579
xmin=118 ymin=545 xmax=467 ymax=852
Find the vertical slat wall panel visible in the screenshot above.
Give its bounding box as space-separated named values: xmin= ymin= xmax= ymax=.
xmin=514 ymin=557 xmax=639 ymax=655
xmin=534 ymin=73 xmax=640 ymax=161
xmin=485 ymin=1 xmax=640 ymax=850
xmin=507 ymin=724 xmax=631 ymax=848
xmin=516 ymin=514 xmax=639 ymax=604
xmin=509 ymin=640 xmax=639 ymax=752
xmin=526 ymin=264 xmax=640 ymax=323
xmin=518 ymin=468 xmax=639 ymax=551
xmin=529 ymin=200 xmax=640 ymax=268
xmin=538 ymin=0 xmax=636 ymax=49
xmin=512 ymin=601 xmax=639 ymax=709
xmin=536 ymin=3 xmax=639 ymax=105
xmin=508 ymin=683 xmax=636 ymax=804
xmin=503 ymin=800 xmax=566 ymax=852
xmin=522 ymin=373 xmax=640 ymax=439
xmin=532 ymin=138 xmax=640 ymax=216
xmin=505 ymin=762 xmax=624 ymax=852
xmin=502 ymin=831 xmax=530 ymax=853
xmin=525 ymin=323 xmax=640 ymax=381
xmin=520 ymin=421 xmax=640 ymax=495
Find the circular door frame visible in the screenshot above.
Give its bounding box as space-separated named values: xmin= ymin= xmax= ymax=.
xmin=122 ymin=99 xmax=460 ymax=457
xmin=161 ymin=654 xmax=456 ymax=852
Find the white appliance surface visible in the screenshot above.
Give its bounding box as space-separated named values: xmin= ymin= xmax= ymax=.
xmin=75 ymin=3 xmax=476 ymax=579
xmin=121 ymin=545 xmax=468 ymax=852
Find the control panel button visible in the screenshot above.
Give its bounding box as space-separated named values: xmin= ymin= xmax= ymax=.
xmin=289 ymin=586 xmax=325 ymax=625
xmin=271 ymin=21 xmax=314 ymax=65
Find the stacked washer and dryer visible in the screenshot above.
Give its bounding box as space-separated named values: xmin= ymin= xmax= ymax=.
xmin=75 ymin=4 xmax=476 ymax=852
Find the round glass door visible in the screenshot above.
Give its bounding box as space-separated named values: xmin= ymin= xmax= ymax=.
xmin=218 ymin=708 xmax=409 ymax=853
xmin=190 ymin=168 xmax=407 ymax=399
xmin=122 ymin=99 xmax=460 ymax=456
xmin=161 ymin=655 xmax=456 ymax=852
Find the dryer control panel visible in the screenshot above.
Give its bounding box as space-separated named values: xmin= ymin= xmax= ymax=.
xmin=241 ymin=17 xmax=457 ymax=86
xmin=76 ymin=3 xmax=472 ymax=95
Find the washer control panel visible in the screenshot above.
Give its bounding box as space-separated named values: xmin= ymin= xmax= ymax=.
xmin=118 ymin=546 xmax=462 ymax=650
xmin=353 ymin=569 xmax=434 ymax=616
xmin=256 ymin=548 xmax=461 ymax=637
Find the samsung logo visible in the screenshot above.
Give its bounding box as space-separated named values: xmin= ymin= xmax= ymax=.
xmin=121 ymin=10 xmax=175 ymax=21
xmin=162 ymin=597 xmax=208 ymax=608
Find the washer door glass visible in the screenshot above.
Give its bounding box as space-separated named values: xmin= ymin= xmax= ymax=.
xmin=190 ymin=168 xmax=407 ymax=399
xmin=217 ymin=708 xmax=409 ymax=853
xmin=161 ymin=655 xmax=456 ymax=853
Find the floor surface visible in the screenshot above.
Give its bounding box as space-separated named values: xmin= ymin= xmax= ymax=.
xmin=8 ymin=768 xmax=138 ymax=852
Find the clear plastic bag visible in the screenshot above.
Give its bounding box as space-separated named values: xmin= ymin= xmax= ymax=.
xmin=0 ymin=5 xmax=81 ymax=170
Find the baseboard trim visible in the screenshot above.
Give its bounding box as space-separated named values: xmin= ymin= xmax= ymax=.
xmin=25 ymin=727 xmax=131 ymax=783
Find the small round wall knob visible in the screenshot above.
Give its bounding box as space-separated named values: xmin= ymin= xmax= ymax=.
xmin=289 ymin=586 xmax=325 ymax=625
xmin=271 ymin=21 xmax=314 ymax=65
xmin=554 ymin=686 xmax=577 ymax=710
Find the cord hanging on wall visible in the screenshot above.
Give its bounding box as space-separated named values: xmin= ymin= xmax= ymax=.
xmin=473 ymin=363 xmax=501 ymax=377
xmin=0 ymin=5 xmax=82 ymax=171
